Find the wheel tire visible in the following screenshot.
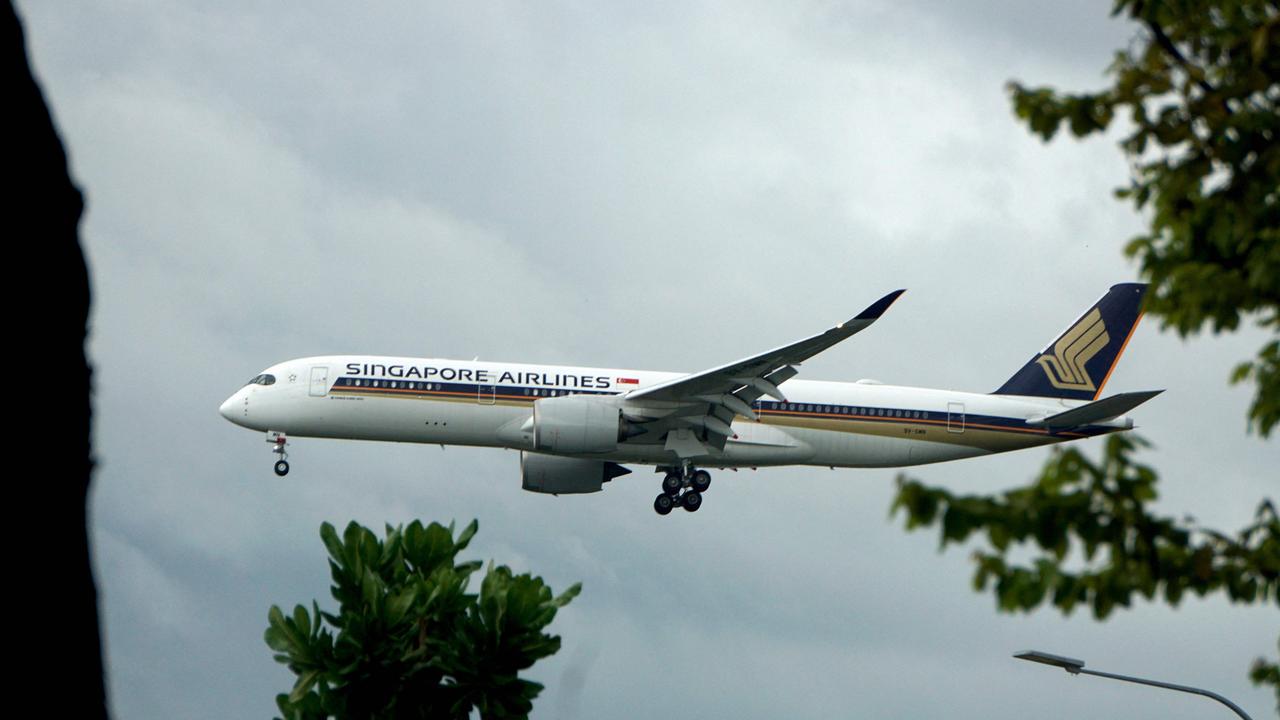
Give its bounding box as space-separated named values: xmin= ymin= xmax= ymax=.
xmin=654 ymin=493 xmax=674 ymax=515
xmin=661 ymin=472 xmax=683 ymax=497
xmin=682 ymin=490 xmax=702 ymax=512
xmin=274 ymin=460 xmax=290 ymax=477
xmin=691 ymin=470 xmax=711 ymax=493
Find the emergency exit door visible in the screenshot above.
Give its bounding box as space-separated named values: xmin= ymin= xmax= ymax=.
xmin=947 ymin=402 xmax=965 ymax=433
xmin=309 ymin=366 xmax=329 ymax=397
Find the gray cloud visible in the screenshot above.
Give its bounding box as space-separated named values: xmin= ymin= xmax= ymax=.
xmin=19 ymin=1 xmax=1273 ymax=718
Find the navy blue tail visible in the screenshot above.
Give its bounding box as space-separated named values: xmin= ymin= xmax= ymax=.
xmin=993 ymin=283 xmax=1147 ymax=400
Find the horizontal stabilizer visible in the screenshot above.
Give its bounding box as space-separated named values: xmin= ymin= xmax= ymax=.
xmin=1027 ymin=390 xmax=1163 ymax=430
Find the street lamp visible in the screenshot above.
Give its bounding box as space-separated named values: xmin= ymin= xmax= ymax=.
xmin=1013 ymin=649 xmax=1253 ymax=720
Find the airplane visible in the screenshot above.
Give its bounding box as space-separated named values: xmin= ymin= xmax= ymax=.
xmin=219 ymin=284 xmax=1161 ymax=515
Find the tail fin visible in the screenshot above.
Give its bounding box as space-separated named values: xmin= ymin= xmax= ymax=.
xmin=993 ymin=283 xmax=1147 ymax=400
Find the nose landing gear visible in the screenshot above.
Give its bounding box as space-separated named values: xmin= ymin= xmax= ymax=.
xmin=653 ymin=465 xmax=711 ymax=515
xmin=267 ymin=431 xmax=290 ymax=476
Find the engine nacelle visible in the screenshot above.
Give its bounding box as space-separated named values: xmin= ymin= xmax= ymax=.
xmin=520 ymin=452 xmax=631 ymax=495
xmin=533 ymin=395 xmax=626 ymax=454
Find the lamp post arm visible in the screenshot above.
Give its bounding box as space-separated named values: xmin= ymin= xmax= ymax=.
xmin=1076 ymin=668 xmax=1253 ymax=720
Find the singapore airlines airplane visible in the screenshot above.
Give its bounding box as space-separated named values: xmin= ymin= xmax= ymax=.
xmin=220 ymin=284 xmax=1160 ymax=515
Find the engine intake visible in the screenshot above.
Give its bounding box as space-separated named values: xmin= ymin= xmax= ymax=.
xmin=533 ymin=395 xmax=627 ymax=453
xmin=520 ymin=452 xmax=631 ymax=495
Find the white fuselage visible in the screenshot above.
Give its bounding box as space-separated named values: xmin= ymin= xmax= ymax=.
xmin=220 ymin=355 xmax=1123 ymax=470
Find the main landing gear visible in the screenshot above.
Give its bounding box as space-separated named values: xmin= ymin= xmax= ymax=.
xmin=653 ymin=466 xmax=712 ymax=515
xmin=267 ymin=431 xmax=290 ymax=476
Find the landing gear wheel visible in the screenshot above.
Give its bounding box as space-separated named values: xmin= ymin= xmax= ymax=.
xmin=661 ymin=472 xmax=683 ymax=497
xmin=268 ymin=432 xmax=290 ymax=477
xmin=691 ymin=470 xmax=711 ymax=493
xmin=682 ymin=490 xmax=702 ymax=512
xmin=654 ymin=493 xmax=674 ymax=515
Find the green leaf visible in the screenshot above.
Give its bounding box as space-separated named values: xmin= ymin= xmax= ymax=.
xmin=265 ymin=606 xmax=291 ymax=654
xmin=553 ymin=582 xmax=582 ymax=608
xmin=320 ymin=522 xmax=343 ymax=564
xmin=386 ymin=586 xmax=417 ymax=627
xmin=293 ymin=604 xmax=311 ymax=637
xmin=456 ymin=519 xmax=479 ymax=551
xmin=289 ymin=669 xmax=321 ymax=704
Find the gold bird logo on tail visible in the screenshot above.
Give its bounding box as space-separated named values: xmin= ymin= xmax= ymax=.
xmin=1036 ymin=308 xmax=1109 ymax=392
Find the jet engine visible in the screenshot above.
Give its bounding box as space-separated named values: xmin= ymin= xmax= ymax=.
xmin=520 ymin=452 xmax=631 ymax=495
xmin=532 ymin=395 xmax=631 ymax=453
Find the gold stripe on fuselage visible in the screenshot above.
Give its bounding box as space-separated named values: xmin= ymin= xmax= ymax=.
xmin=329 ymin=386 xmax=1102 ymax=453
xmin=756 ymin=410 xmax=1081 ymax=452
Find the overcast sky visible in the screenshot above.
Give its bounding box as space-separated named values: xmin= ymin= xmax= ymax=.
xmin=18 ymin=2 xmax=1275 ymax=718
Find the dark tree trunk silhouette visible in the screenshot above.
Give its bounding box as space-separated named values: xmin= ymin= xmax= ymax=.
xmin=6 ymin=2 xmax=106 ymax=716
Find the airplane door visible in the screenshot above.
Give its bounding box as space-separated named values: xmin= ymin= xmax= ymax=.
xmin=310 ymin=366 xmax=329 ymax=397
xmin=947 ymin=402 xmax=965 ymax=433
xmin=477 ymin=384 xmax=496 ymax=405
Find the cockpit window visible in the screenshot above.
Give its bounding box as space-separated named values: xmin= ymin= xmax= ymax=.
xmin=245 ymin=374 xmax=276 ymax=386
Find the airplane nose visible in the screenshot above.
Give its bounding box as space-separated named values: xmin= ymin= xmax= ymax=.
xmin=219 ymin=392 xmax=241 ymax=422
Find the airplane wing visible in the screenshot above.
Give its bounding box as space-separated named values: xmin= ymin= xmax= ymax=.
xmin=623 ymin=289 xmax=905 ymax=456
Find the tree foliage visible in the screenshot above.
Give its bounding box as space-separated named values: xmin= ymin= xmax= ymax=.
xmin=893 ymin=0 xmax=1279 ymax=709
xmin=1009 ymin=0 xmax=1279 ymax=435
xmin=1003 ymin=0 xmax=1274 ymax=430
xmin=893 ymin=435 xmax=1278 ymax=617
xmin=265 ymin=520 xmax=580 ymax=720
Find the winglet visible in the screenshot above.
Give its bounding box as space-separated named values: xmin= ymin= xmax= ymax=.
xmin=853 ymin=289 xmax=906 ymax=321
